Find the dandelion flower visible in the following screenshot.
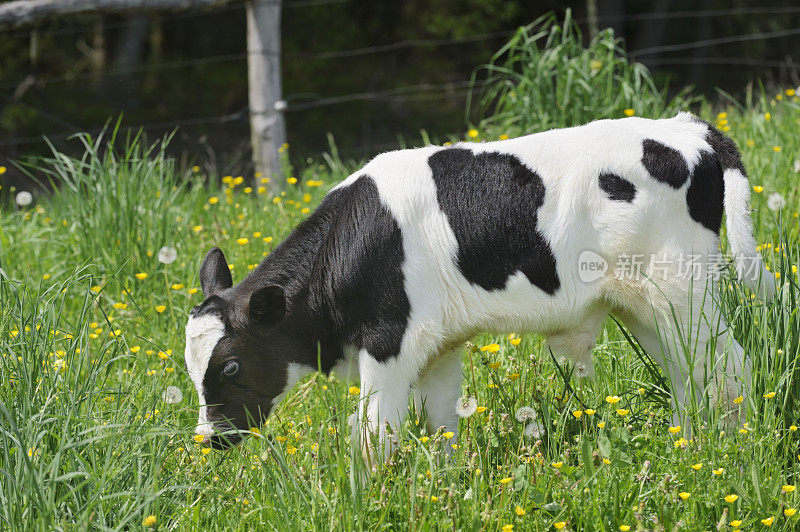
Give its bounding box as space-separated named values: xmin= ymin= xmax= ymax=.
xmin=733 ymin=396 xmax=744 ymax=404
xmin=142 ymin=515 xmax=157 ymax=527
xmin=619 ymin=525 xmax=631 ymax=531
xmin=691 ymin=463 xmax=702 ymax=470
xmin=668 ymin=425 xmax=681 ymax=434
xmin=712 ymin=468 xmax=724 ymax=475
xmin=730 ymin=520 xmax=742 ymax=527
xmin=616 ymin=409 xmax=629 ymax=416
xmin=784 ymin=485 xmax=796 ymax=493
xmin=16 ymin=191 xmax=33 ymax=207
xmin=0 ymin=166 xmax=5 ymax=174
xmin=455 ymin=396 xmax=478 ymax=418
xmin=516 ymin=406 xmax=536 ymax=422
xmin=761 ymin=516 xmax=774 ymax=526
xmin=623 ymin=109 xmax=634 ymax=117
xmin=348 ymin=386 xmax=360 ymax=395
xmin=572 ymin=410 xmax=583 ymax=419
xmin=524 ymin=421 xmax=543 ymax=439
xmin=500 ymin=476 xmax=513 ymax=484
xmin=430 ymin=495 xmax=438 ymax=502
xmin=163 ymin=386 xmax=183 ymax=404
xmin=155 ymin=305 xmax=166 ymax=314
xmin=768 ymin=193 xmax=786 ymax=211
xmin=443 ymin=431 xmax=454 ymax=439
xmin=597 ymin=421 xmax=606 ymax=428
xmin=584 ymin=409 xmax=596 ymax=416
xmin=554 ymin=523 xmax=566 ymax=530
xmin=679 ymin=492 xmax=690 ymax=500
xmin=502 ymin=525 xmax=513 ymax=532
xmin=551 ymin=461 xmax=563 ymax=469
xmin=481 ymin=343 xmax=500 ymax=353
xmin=724 ymin=494 xmax=739 ymax=503
xmin=515 ymin=506 xmax=525 ymax=516
xmin=135 ymin=272 xmax=148 ymax=280
xmin=605 ymin=395 xmax=621 ymax=404
xmin=764 ymin=391 xmax=776 ymax=399
xmin=157 ymin=246 xmax=177 ymax=264
xmin=753 ymin=185 xmax=764 ymax=194
xmin=467 ymin=129 xmax=479 ymax=138
xmin=510 ymin=337 xmax=521 ymax=346
xmin=237 ymin=238 xmax=249 ymax=246
xmin=785 ymin=508 xmax=797 ymax=517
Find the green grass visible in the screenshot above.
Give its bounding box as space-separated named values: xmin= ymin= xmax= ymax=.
xmin=2 ymin=27 xmax=800 ymax=532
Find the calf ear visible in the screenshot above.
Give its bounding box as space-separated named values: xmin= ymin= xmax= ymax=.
xmin=249 ymin=285 xmax=286 ymax=325
xmin=199 ymin=247 xmax=233 ymax=297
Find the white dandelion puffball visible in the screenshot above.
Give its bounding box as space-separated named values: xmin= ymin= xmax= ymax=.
xmin=767 ymin=193 xmax=786 ymax=211
xmin=524 ymin=421 xmax=544 ymax=440
xmin=15 ymin=191 xmax=33 ymax=207
xmin=158 ymin=246 xmax=178 ymax=264
xmin=455 ymin=396 xmax=478 ymax=418
xmin=515 ymin=406 xmax=537 ymax=422
xmin=162 ymin=386 xmax=183 ymax=404
xmin=793 ymin=159 xmax=800 ymax=173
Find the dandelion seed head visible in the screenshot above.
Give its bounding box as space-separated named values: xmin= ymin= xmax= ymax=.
xmin=158 ymin=246 xmax=177 ymax=264
xmin=163 ymin=385 xmax=183 ymax=404
xmin=455 ymin=396 xmax=478 ymax=418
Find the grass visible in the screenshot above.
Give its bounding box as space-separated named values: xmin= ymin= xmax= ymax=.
xmin=2 ymin=25 xmax=800 ymax=532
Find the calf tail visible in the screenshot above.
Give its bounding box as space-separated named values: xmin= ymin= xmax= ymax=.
xmin=706 ymin=126 xmax=776 ymax=299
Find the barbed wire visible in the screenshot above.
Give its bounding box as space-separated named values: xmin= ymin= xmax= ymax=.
xmin=630 ymin=27 xmax=800 ymax=56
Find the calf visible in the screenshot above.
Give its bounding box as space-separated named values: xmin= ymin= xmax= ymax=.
xmin=185 ymin=113 xmax=774 ymax=454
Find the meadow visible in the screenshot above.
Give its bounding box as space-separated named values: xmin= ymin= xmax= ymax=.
xmin=1 ymin=17 xmax=800 ymax=531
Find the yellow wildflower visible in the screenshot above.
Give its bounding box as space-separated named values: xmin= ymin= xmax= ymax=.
xmin=348 ymin=386 xmax=360 ymax=395
xmin=605 ymin=395 xmax=621 ymax=404
xmin=668 ymin=426 xmax=681 ymax=434
xmin=515 ymin=506 xmax=525 ymax=516
xmin=287 ymin=177 xmax=298 ymax=185
xmin=724 ymin=494 xmax=739 ymax=503
xmin=500 ymin=476 xmax=513 ymax=484
xmin=623 ymin=109 xmax=634 ymax=117
xmin=142 ymin=516 xmax=156 ymax=527
xmin=237 ymin=238 xmax=249 ymax=246
xmin=764 ymin=391 xmax=776 ymax=399
xmin=481 ymin=343 xmax=500 ymax=353
xmin=786 ymin=508 xmax=797 ymax=517
xmin=551 ymin=462 xmax=563 ymax=469
xmin=572 ymin=410 xmax=583 ymax=419
xmin=784 ymin=485 xmax=796 ymax=493
xmin=761 ymin=516 xmax=774 ymax=526
xmin=135 ymin=272 xmax=148 ymax=280
xmin=679 ymin=492 xmax=690 ymax=500
xmin=155 ymin=305 xmax=166 ymax=313
xmin=467 ymin=129 xmax=479 ymax=138
xmin=208 ymin=196 xmax=219 ymax=204
xmin=616 ymin=409 xmax=629 ymax=416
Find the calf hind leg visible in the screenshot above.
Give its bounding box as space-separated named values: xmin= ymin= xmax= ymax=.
xmin=413 ymin=347 xmax=462 ymax=446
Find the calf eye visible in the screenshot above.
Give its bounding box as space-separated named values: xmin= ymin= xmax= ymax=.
xmin=222 ymin=361 xmax=239 ymax=377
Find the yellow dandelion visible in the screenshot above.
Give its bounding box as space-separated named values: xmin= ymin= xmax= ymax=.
xmin=554 ymin=522 xmax=567 ymax=530
xmin=443 ymin=431 xmax=454 ymax=439
xmin=572 ymin=410 xmax=583 ymax=419
xmin=171 ymin=283 xmax=184 ymax=290
xmin=668 ymin=425 xmax=681 ymax=434
xmin=500 ymin=476 xmax=513 ymax=484
xmin=787 ymin=88 xmax=796 ymax=96
xmin=724 ymin=494 xmax=739 ymax=503
xmin=480 ymin=343 xmax=500 ymax=353
xmin=761 ymin=516 xmax=774 ymax=526
xmin=674 ymin=438 xmax=688 ymax=448
xmin=467 ymin=129 xmax=479 ymax=138
xmin=731 ymin=520 xmax=742 ymax=527
xmin=786 ymin=508 xmax=798 ymax=517
xmin=142 ymin=515 xmax=157 ymax=527
xmin=584 ymin=409 xmax=596 ymax=416
xmin=605 ymin=395 xmax=621 ymax=404
xmin=348 ymin=386 xmax=360 ymax=395
xmin=733 ymin=396 xmax=744 ymax=404
xmin=616 ymin=409 xmax=629 ymax=416
xmin=135 ymin=272 xmax=148 ymax=280
xmin=430 ymin=495 xmax=438 ymax=502
xmin=193 ymin=434 xmax=205 ymax=443
xmin=502 ymin=525 xmax=513 ymax=532
xmin=510 ymin=337 xmax=522 ymax=346
xmin=475 ymin=406 xmax=487 ymax=413
xmin=155 ymin=305 xmax=166 ymax=314
xmin=784 ymin=485 xmax=796 ymax=493
xmin=753 ymin=186 xmax=764 ymax=193
xmin=713 ymin=468 xmax=724 ymax=475
xmin=619 ymin=525 xmax=631 ymax=531
xmin=208 ymin=196 xmax=219 ymax=204
xmin=515 ymin=506 xmax=525 ymax=516
xmin=499 ymin=134 xmax=510 ymax=140
xmin=623 ymin=109 xmax=634 ymax=117
xmin=765 ymin=112 xmax=771 ymax=121
xmin=287 ymin=177 xmax=298 ymax=185
xmin=551 ymin=462 xmax=563 ymax=469
xmin=679 ymin=492 xmax=690 ymax=500
xmin=764 ymin=391 xmax=776 ymax=399
xmin=237 ymin=238 xmax=248 ymax=246
xmin=773 ymin=146 xmax=782 ymax=152
xmin=597 ymin=421 xmax=606 ymax=428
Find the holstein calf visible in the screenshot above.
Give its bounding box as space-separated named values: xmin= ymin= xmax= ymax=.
xmin=185 ymin=113 xmax=774 ymax=457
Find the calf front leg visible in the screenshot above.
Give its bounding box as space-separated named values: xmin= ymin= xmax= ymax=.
xmin=354 ymin=347 xmax=427 ymax=468
xmin=413 ymin=347 xmax=462 ymax=452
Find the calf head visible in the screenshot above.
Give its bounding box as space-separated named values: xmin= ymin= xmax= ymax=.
xmin=184 ymin=247 xmax=311 ymax=447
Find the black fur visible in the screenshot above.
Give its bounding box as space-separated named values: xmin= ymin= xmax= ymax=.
xmin=428 ymin=148 xmax=560 ymax=295
xmin=686 ymin=150 xmax=725 ymax=233
xmin=696 ymin=119 xmax=748 ymax=174
xmin=194 ymin=175 xmax=410 ymax=444
xmin=199 ymin=247 xmax=233 ymax=297
xmin=599 ymin=172 xmax=637 ymax=202
xmin=641 ymin=139 xmax=690 ymax=189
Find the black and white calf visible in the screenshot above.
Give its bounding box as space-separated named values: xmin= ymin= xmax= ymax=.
xmin=185 ymin=113 xmax=774 ymax=452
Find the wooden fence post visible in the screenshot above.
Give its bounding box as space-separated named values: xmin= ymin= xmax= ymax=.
xmin=246 ymin=0 xmax=285 ymax=188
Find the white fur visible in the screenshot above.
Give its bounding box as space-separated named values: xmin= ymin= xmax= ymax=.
xmin=184 ymin=314 xmax=226 ymax=436
xmin=342 ymin=113 xmax=768 ymax=454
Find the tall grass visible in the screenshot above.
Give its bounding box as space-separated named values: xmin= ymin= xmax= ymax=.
xmin=470 ymin=10 xmax=698 ymax=137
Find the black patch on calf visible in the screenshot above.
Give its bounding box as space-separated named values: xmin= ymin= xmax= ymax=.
xmin=599 ymin=172 xmax=636 ymax=202
xmin=697 ymin=119 xmax=748 ymax=174
xmin=686 ymin=150 xmax=725 ymax=233
xmin=641 ymin=139 xmax=690 ymax=189
xmin=308 ymin=176 xmax=411 ymax=363
xmin=428 ymin=148 xmax=560 ymax=295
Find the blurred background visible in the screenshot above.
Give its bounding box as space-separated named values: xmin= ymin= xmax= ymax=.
xmin=0 ymin=0 xmax=799 ymax=188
